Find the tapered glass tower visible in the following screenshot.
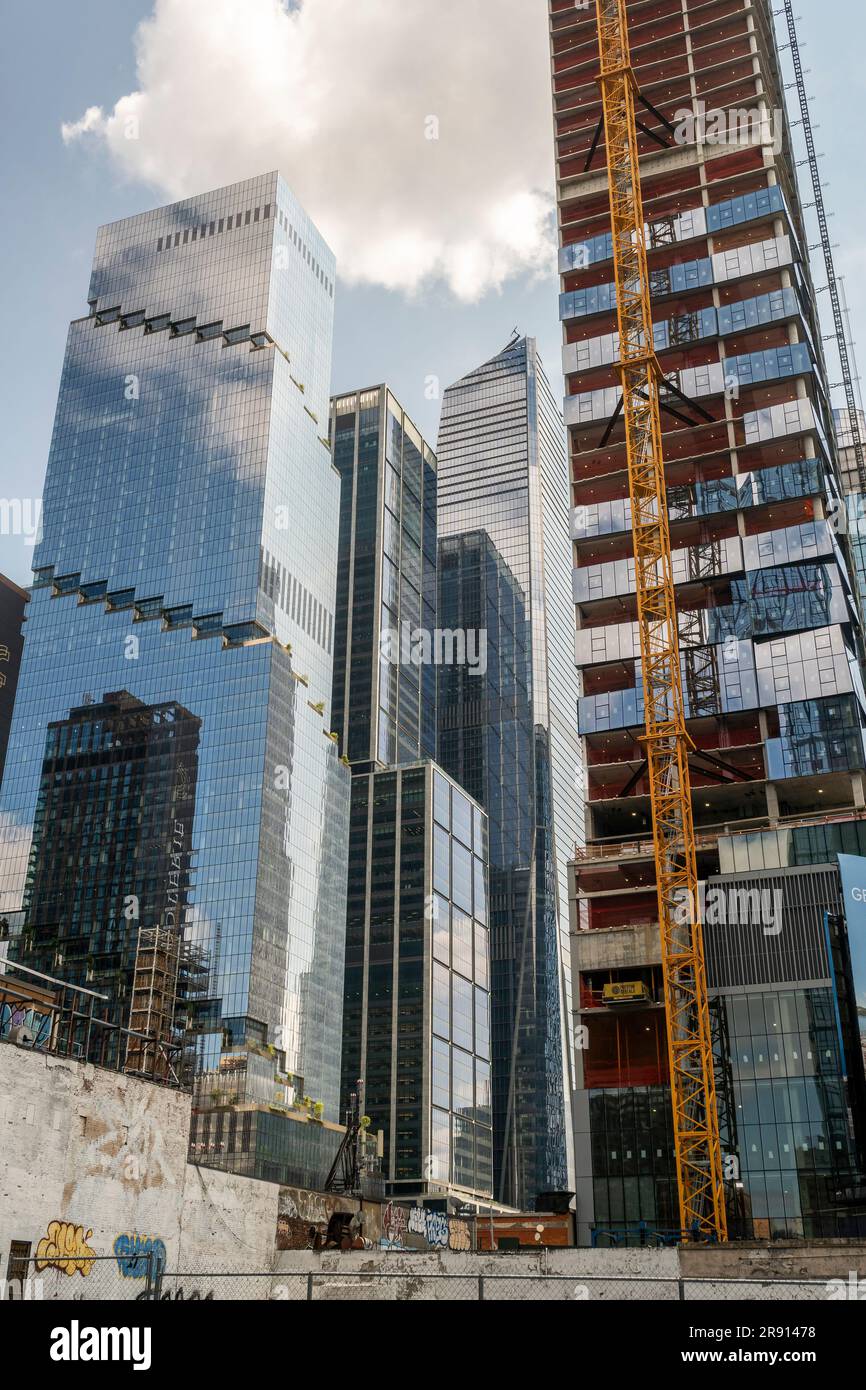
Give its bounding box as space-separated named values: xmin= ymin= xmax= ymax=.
xmin=436 ymin=336 xmax=581 ymax=1208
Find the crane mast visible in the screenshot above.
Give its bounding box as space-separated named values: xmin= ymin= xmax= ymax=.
xmin=593 ymin=0 xmax=726 ymax=1241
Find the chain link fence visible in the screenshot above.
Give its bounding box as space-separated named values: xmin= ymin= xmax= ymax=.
xmin=2 ymin=1255 xmax=838 ymax=1302
xmin=6 ymin=1254 xmax=158 ymax=1301
xmin=137 ymin=1269 xmax=836 ymax=1302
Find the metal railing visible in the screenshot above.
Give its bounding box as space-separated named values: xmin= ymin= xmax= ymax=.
xmin=0 ymin=959 xmax=184 ymax=1086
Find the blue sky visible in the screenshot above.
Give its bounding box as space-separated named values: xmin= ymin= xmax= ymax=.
xmin=1 ymin=0 xmax=864 ymax=587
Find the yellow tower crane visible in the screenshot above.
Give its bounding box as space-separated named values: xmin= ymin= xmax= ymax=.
xmin=593 ymin=0 xmax=727 ymax=1241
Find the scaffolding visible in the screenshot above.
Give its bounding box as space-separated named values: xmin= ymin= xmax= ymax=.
xmin=125 ymin=926 xmax=182 ymax=1081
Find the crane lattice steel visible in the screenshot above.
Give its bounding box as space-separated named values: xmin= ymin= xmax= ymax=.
xmin=593 ymin=0 xmax=727 ymax=1242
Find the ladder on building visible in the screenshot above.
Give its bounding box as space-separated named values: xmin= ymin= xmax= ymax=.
xmin=779 ymin=0 xmax=866 ymax=490
xmin=593 ymin=0 xmax=727 ymax=1241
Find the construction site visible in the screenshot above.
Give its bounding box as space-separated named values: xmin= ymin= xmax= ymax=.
xmin=552 ymin=0 xmax=866 ymax=1247
xmin=4 ymin=0 xmax=866 ymax=1339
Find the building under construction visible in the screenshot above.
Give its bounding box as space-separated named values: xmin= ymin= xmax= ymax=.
xmin=549 ymin=0 xmax=866 ymax=1241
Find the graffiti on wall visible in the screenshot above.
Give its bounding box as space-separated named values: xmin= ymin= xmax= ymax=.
xmin=381 ymin=1201 xmax=408 ymax=1249
xmin=407 ymin=1206 xmax=449 ymax=1248
xmin=136 ymin=1286 xmax=214 ymax=1302
xmin=403 ymin=1207 xmax=472 ymax=1251
xmin=0 ymin=1000 xmax=52 ymax=1047
xmin=114 ymin=1233 xmax=167 ymax=1279
xmin=448 ymin=1219 xmax=471 ymax=1252
xmin=35 ymin=1222 xmax=96 ymax=1276
xmin=276 ymin=1186 xmax=362 ymax=1251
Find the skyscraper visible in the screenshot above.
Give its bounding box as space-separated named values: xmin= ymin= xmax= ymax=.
xmin=20 ymin=690 xmax=201 ymax=1054
xmin=331 ymin=386 xmax=494 ymax=1205
xmin=436 ymin=336 xmax=581 ymax=1208
xmin=550 ymin=1 xmax=866 ymax=1240
xmin=834 ymin=407 xmax=866 ymax=604
xmin=331 ymin=387 xmax=438 ymax=768
xmin=0 ymin=174 xmax=351 ymax=1163
xmin=0 ymin=574 xmax=26 ymax=789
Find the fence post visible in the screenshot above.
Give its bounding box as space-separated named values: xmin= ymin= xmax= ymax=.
xmin=678 ymin=1277 xmax=685 ymax=1301
xmin=307 ymin=1272 xmax=314 ymax=1301
xmin=478 ymin=1275 xmax=485 ymax=1302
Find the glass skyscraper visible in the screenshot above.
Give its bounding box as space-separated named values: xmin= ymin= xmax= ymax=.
xmin=436 ymin=336 xmax=581 ymax=1209
xmin=341 ymin=761 xmax=493 ymax=1201
xmin=20 ymin=690 xmax=201 ymax=1051
xmin=331 ymin=386 xmax=493 ymax=1204
xmin=330 ymin=387 xmax=437 ymax=768
xmin=0 ymin=574 xmax=26 ymax=790
xmin=0 ymin=174 xmax=351 ymax=1140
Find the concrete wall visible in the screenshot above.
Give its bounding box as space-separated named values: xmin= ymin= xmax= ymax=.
xmin=0 ymin=1044 xmax=278 ymax=1298
xmin=571 ymin=922 xmax=662 ymax=974
xmin=3 ymin=1039 xmax=864 ymax=1302
xmin=267 ymin=1245 xmax=857 ymax=1301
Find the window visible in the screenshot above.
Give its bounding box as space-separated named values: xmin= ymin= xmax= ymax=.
xmin=452 ymin=1047 xmax=474 ymax=1114
xmin=452 ymin=906 xmax=473 ymax=979
xmin=433 ymin=824 xmax=450 ymax=896
xmin=6 ymin=1241 xmax=30 ymax=1284
xmin=432 ymin=962 xmax=450 ymax=1040
xmin=431 ymin=1108 xmax=450 ymax=1182
xmin=453 ymin=974 xmax=473 ymax=1051
xmin=474 ymin=923 xmax=489 ymax=990
xmin=433 ymin=770 xmax=450 ymax=828
xmin=432 ymin=895 xmax=450 ymax=964
xmin=452 ymin=841 xmax=472 ymax=915
xmin=451 ymin=788 xmax=472 ymax=847
xmin=473 ymin=857 xmax=487 ymax=925
xmin=432 ymin=1036 xmax=450 ymax=1109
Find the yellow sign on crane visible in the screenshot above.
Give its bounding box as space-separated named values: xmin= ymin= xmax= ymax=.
xmin=593 ymin=0 xmax=727 ymax=1242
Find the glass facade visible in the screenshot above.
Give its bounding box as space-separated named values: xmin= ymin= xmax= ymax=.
xmin=718 ymin=986 xmax=860 ymax=1239
xmin=704 ymin=866 xmax=866 ymax=1239
xmin=330 ymin=387 xmax=437 ymax=768
xmin=436 ymin=336 xmax=581 ymax=1207
xmin=328 ymin=384 xmax=487 ymax=1198
xmin=19 ymin=690 xmax=201 ymax=1058
xmin=340 ymin=761 xmax=492 ymax=1199
xmin=589 ymin=1086 xmax=678 ymax=1240
xmin=0 ymin=575 xmax=26 ymax=789
xmin=1 ymin=176 xmax=351 ymax=1155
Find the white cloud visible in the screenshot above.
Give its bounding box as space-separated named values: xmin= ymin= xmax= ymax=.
xmin=61 ymin=0 xmax=558 ymax=302
xmin=60 ymin=106 xmax=105 ymax=143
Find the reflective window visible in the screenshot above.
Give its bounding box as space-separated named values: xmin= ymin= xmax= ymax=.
xmin=451 ymin=841 xmax=473 ymax=915
xmin=433 ymin=824 xmax=450 ymax=896
xmin=451 ymin=787 xmax=472 ymax=847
